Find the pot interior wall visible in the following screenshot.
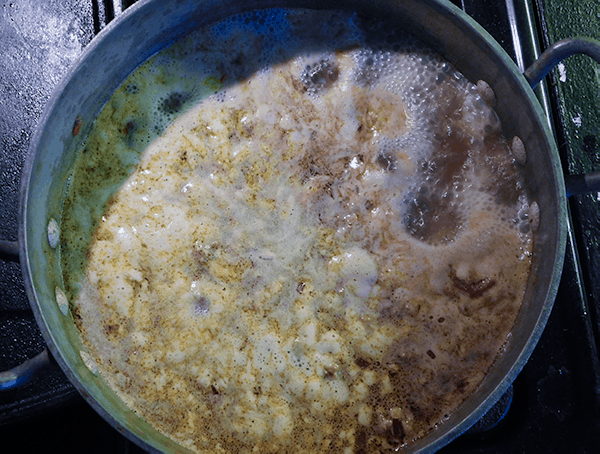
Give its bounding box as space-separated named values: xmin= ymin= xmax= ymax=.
xmin=21 ymin=0 xmax=566 ymax=452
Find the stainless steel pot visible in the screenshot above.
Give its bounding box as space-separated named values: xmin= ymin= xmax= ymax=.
xmin=2 ymin=0 xmax=600 ymax=452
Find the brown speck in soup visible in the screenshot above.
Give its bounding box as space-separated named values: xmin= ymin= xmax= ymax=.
xmin=409 ymin=402 xmax=430 ymax=422
xmin=324 ymin=364 xmax=339 ymax=378
xmin=72 ymin=116 xmax=82 ymax=136
xmin=124 ymin=120 xmax=136 ymax=136
xmin=355 ymin=357 xmax=371 ymax=368
xmin=456 ymin=379 xmax=469 ymax=393
xmin=160 ymin=92 xmax=190 ymax=115
xmin=104 ymin=324 xmax=118 ymax=334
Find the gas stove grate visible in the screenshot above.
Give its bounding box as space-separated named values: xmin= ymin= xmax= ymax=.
xmin=1 ymin=1 xmax=599 ymax=452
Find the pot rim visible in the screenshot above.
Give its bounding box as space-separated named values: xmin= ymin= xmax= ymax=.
xmin=18 ymin=0 xmax=567 ymax=452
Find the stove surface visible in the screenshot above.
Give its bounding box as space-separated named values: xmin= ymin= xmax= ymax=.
xmin=1 ymin=0 xmax=599 ymax=452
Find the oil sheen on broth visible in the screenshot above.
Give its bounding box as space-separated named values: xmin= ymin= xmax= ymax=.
xmin=61 ymin=9 xmax=535 ymax=453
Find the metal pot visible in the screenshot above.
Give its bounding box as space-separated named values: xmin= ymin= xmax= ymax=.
xmin=2 ymin=0 xmax=600 ymax=452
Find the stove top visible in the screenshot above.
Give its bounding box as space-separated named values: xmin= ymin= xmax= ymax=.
xmin=1 ymin=0 xmax=599 ymax=452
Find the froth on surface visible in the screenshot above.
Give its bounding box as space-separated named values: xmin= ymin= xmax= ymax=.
xmin=63 ymin=8 xmax=533 ymax=453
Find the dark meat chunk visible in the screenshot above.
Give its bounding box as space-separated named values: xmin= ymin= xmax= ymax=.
xmin=355 ymin=357 xmax=371 ymax=369
xmin=451 ymin=274 xmax=496 ymax=298
xmin=390 ymin=418 xmax=405 ymax=444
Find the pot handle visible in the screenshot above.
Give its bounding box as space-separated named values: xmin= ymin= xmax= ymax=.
xmin=0 ymin=240 xmax=54 ymax=390
xmin=524 ymin=37 xmax=600 ymax=197
xmin=524 ymin=37 xmax=600 ymax=88
xmin=0 ymin=349 xmax=53 ymax=390
xmin=0 ymin=240 xmax=19 ymax=261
